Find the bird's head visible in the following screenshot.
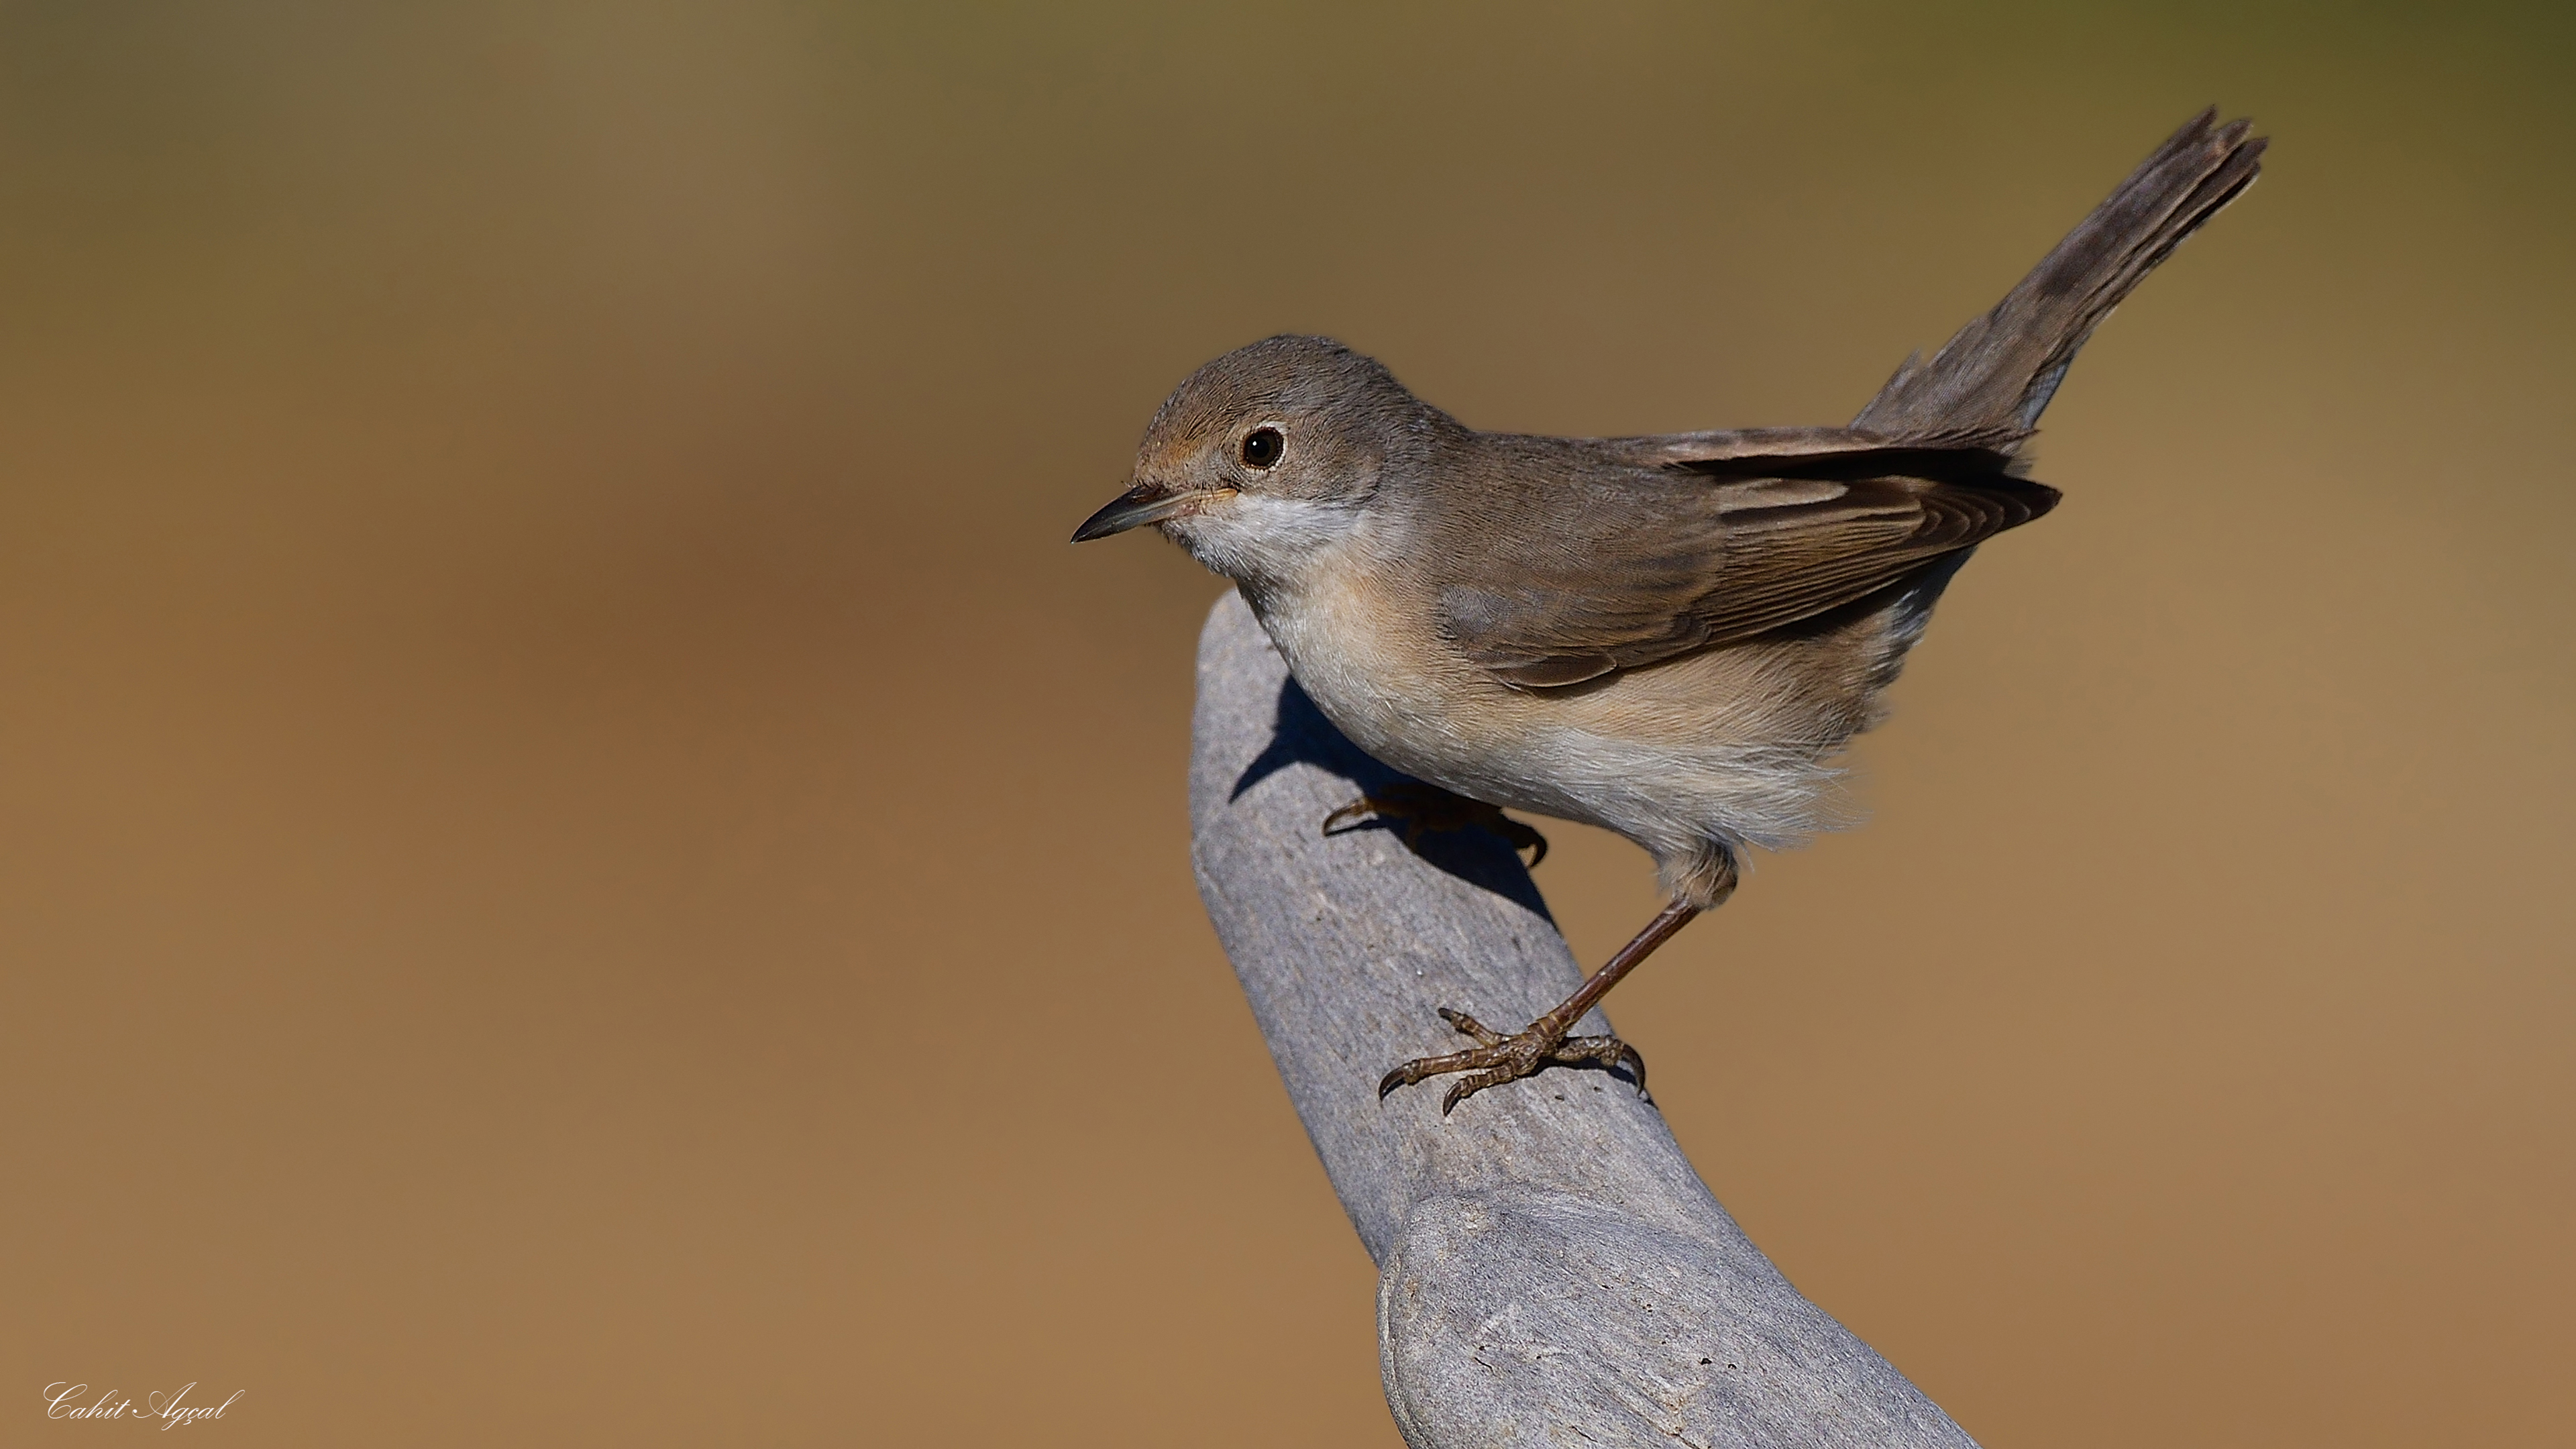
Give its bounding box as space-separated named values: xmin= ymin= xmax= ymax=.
xmin=1073 ymin=335 xmax=1437 ymax=590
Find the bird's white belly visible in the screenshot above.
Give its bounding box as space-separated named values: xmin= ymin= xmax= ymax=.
xmin=1246 ymin=580 xmax=1850 ymax=858
xmin=1246 ymin=582 xmax=1481 ymax=784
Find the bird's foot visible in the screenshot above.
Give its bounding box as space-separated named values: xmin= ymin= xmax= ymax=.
xmin=1377 ymin=1007 xmax=1644 ymax=1115
xmin=1321 ymin=781 xmax=1546 ymax=866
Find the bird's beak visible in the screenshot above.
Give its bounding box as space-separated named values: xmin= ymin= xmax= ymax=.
xmin=1070 ymin=483 xmax=1234 ymax=542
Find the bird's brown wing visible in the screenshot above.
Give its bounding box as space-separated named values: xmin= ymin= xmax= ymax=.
xmin=1435 ymin=431 xmax=2057 ymax=688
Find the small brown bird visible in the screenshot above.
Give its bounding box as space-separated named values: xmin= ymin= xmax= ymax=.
xmin=1077 ymin=111 xmax=2264 ymax=1114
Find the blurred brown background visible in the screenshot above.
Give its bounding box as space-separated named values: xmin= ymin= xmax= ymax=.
xmin=3 ymin=2 xmax=2568 ymax=1444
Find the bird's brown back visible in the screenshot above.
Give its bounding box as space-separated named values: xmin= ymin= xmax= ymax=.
xmin=1401 ymin=426 xmax=2056 ymax=690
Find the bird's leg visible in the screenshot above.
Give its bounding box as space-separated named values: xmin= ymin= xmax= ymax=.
xmin=1379 ymin=898 xmax=1703 ymax=1115
xmin=1321 ymin=779 xmax=1547 ymax=866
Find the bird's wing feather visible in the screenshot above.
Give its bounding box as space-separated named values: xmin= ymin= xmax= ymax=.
xmin=1434 ymin=431 xmax=2057 ymax=688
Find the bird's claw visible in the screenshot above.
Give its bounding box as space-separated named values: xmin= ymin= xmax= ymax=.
xmin=1377 ymin=1007 xmax=1646 ymax=1114
xmin=1321 ymin=782 xmax=1547 ymax=867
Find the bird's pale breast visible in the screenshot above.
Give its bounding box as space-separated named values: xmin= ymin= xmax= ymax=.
xmin=1246 ymin=545 xmax=1937 ymax=889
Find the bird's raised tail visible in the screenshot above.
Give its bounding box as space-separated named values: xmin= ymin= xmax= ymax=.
xmin=1854 ymin=108 xmax=2265 ymax=439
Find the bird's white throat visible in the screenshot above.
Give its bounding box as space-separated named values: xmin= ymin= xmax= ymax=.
xmin=1165 ymin=492 xmax=1370 ymax=597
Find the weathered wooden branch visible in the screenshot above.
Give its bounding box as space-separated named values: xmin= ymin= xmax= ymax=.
xmin=1189 ymin=590 xmax=1977 ymax=1449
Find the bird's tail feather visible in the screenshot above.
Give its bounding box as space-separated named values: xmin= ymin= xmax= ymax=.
xmin=1854 ymin=108 xmax=2265 ymax=439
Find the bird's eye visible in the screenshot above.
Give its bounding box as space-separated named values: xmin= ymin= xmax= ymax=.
xmin=1240 ymin=427 xmax=1283 ymax=469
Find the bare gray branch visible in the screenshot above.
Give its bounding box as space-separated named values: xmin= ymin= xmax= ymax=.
xmin=1189 ymin=590 xmax=1977 ymax=1449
